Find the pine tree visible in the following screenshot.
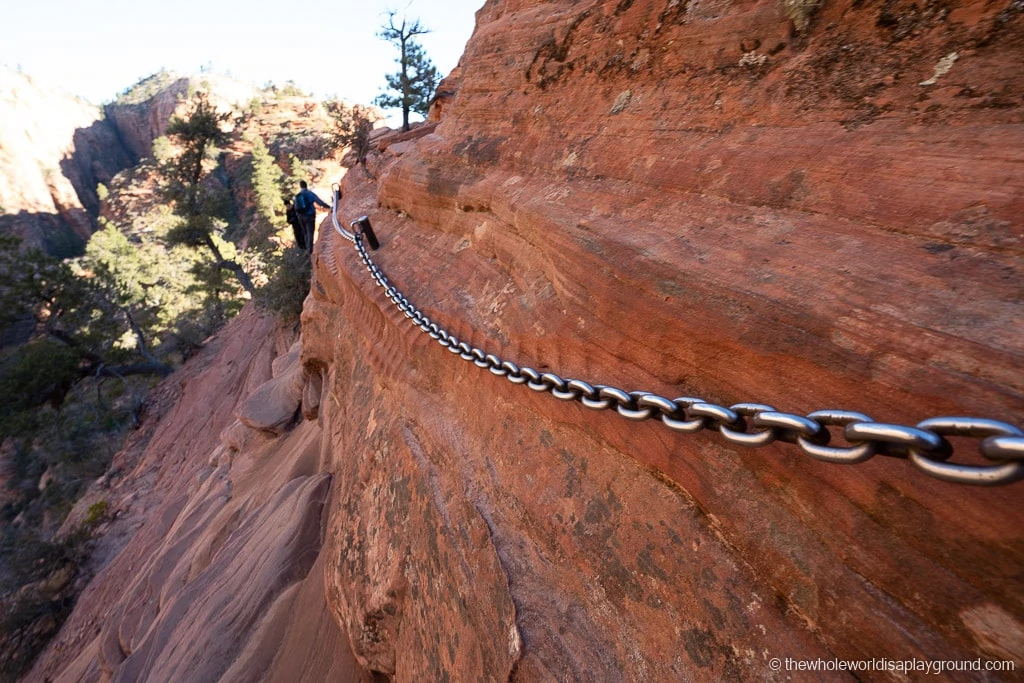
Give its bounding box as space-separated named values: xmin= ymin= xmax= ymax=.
xmin=0 ymin=234 xmax=175 ymax=414
xmin=161 ymin=92 xmax=255 ymax=294
xmin=246 ymin=135 xmax=312 ymax=321
xmin=247 ymin=136 xmax=287 ymax=242
xmin=374 ymin=12 xmax=440 ymax=132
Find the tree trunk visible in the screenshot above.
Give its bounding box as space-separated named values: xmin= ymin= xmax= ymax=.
xmin=97 ymin=361 xmax=174 ymax=378
xmin=219 ymin=259 xmax=256 ymax=295
xmin=203 ymin=234 xmax=256 ymax=295
xmin=401 ymin=36 xmax=411 ymax=131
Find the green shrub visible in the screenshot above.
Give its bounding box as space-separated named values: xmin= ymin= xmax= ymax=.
xmin=322 ymin=100 xmax=381 ymax=166
xmin=246 ymin=97 xmax=264 ymax=118
xmin=151 ymin=136 xmax=173 ymax=165
xmin=278 ymin=80 xmax=307 ymax=97
xmin=256 ymin=248 xmax=312 ymax=322
xmin=85 ymin=500 xmax=109 ymax=526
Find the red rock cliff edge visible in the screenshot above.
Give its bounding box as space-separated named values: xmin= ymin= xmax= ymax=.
xmin=309 ymin=0 xmax=1023 ymax=677
xmin=32 ymin=0 xmax=1023 ymax=680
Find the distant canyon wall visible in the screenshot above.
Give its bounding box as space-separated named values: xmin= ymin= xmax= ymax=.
xmin=0 ymin=70 xmax=253 ymax=256
xmin=0 ymin=68 xmax=130 ymax=254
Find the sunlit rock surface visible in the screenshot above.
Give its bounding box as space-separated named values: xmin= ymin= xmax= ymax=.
xmin=0 ymin=67 xmax=132 ymax=255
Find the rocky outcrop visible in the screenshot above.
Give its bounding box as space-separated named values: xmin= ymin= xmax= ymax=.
xmin=27 ymin=308 xmax=362 ymax=682
xmin=103 ymin=73 xmax=259 ymax=161
xmin=0 ymin=67 xmax=133 ymax=255
xmin=102 ymin=76 xmax=190 ymax=162
xmin=29 ymin=0 xmax=1024 ymax=680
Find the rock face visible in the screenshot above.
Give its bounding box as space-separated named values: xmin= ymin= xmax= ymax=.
xmin=30 ymin=0 xmax=1024 ymax=680
xmin=102 ymin=77 xmax=190 ymax=162
xmin=0 ymin=67 xmax=133 ymax=255
xmin=28 ymin=309 xmax=361 ymax=682
xmin=308 ymin=0 xmax=1023 ymax=677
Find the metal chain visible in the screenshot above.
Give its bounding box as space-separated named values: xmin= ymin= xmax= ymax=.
xmin=333 ymin=208 xmax=1024 ymax=486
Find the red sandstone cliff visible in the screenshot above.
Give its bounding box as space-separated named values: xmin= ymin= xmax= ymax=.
xmin=30 ymin=0 xmax=1023 ymax=680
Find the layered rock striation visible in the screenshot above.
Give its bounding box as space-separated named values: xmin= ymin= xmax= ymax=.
xmin=29 ymin=0 xmax=1024 ymax=680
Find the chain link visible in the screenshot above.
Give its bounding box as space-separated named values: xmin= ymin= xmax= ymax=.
xmin=336 ymin=213 xmax=1024 ymax=487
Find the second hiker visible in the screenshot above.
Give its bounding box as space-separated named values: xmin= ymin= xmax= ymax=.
xmin=284 ymin=199 xmax=304 ymax=251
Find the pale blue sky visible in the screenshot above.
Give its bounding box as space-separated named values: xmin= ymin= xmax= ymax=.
xmin=2 ymin=0 xmax=482 ymax=119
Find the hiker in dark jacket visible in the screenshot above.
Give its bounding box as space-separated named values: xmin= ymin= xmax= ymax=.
xmin=284 ymin=199 xmax=304 ymax=250
xmin=294 ymin=181 xmax=331 ymax=254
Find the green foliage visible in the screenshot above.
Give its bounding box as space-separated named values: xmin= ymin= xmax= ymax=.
xmin=0 ymin=342 xmax=82 ymax=424
xmin=246 ymin=96 xmax=264 ymax=118
xmin=0 ymin=230 xmax=177 ymax=422
xmin=81 ymin=225 xmax=153 ymax=317
xmin=151 ymin=136 xmax=173 ymax=165
xmin=256 ymin=248 xmax=312 ymax=322
xmin=0 ymin=524 xmax=90 ymax=680
xmin=287 ymin=153 xmax=316 ymax=184
xmin=87 ymin=219 xmax=217 ymax=356
xmin=247 ymin=136 xmax=287 ymax=243
xmin=243 ymin=136 xmax=316 ymax=322
xmin=323 ymin=100 xmax=380 ymax=165
xmin=0 ymin=236 xmax=74 ymax=330
xmin=0 ymin=364 xmax=150 ymax=678
xmin=374 ymin=13 xmax=440 ymax=132
xmin=260 ymin=80 xmax=308 ymax=98
xmin=0 ymin=528 xmax=87 ymax=593
xmin=165 ymin=213 xmax=219 ymax=248
xmin=84 ymin=500 xmax=109 ymax=526
xmin=78 ymin=223 xmax=181 ymax=356
xmin=160 ymin=93 xmax=254 ymax=295
xmin=0 ymin=237 xmax=113 ymax=366
xmin=182 ymin=249 xmax=246 ymax=327
xmin=96 ymin=183 xmax=109 ymax=202
xmin=278 ymin=80 xmax=308 ymax=97
xmin=2 ymin=366 xmax=151 ymax=507
xmin=162 ymin=93 xmax=230 ymax=219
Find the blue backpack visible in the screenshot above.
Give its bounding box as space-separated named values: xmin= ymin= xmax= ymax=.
xmin=294 ymin=191 xmax=312 ymax=214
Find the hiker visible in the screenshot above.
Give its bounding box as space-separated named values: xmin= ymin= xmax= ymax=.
xmin=284 ymin=199 xmax=304 ymax=250
xmin=293 ymin=181 xmax=331 ymax=254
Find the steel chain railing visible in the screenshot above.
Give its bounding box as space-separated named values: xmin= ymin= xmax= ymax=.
xmin=330 ymin=198 xmax=1024 ymax=486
